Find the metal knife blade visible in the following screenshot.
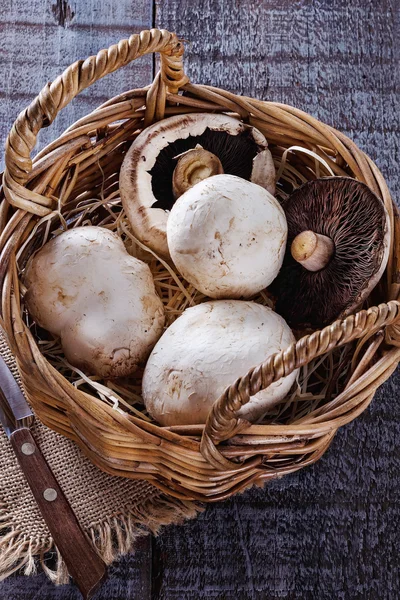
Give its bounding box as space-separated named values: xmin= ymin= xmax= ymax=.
xmin=0 ymin=390 xmax=15 ymax=437
xmin=0 ymin=354 xmax=33 ymax=432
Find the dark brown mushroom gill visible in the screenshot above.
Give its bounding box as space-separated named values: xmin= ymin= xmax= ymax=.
xmin=270 ymin=177 xmax=389 ymax=329
xmin=150 ymin=128 xmax=260 ymax=210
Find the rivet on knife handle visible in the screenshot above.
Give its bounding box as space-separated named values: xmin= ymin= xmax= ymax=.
xmin=10 ymin=427 xmax=107 ymax=600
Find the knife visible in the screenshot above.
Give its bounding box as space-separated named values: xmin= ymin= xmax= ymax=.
xmin=0 ymin=353 xmax=107 ymax=599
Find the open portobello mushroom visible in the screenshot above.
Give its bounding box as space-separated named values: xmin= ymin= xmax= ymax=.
xmin=271 ymin=177 xmax=391 ymax=329
xmin=120 ymin=113 xmax=276 ymax=258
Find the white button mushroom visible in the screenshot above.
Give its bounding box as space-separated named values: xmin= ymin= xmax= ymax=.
xmin=24 ymin=227 xmax=165 ymax=378
xmin=142 ymin=300 xmax=298 ymax=426
xmin=167 ymin=174 xmax=287 ymax=298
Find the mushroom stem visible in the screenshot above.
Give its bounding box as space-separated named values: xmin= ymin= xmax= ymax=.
xmin=172 ymin=146 xmax=224 ymax=199
xmin=291 ymin=230 xmax=335 ymax=272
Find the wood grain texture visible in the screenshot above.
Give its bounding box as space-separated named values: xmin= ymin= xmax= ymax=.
xmin=0 ymin=0 xmax=153 ymax=170
xmin=153 ymin=1 xmax=400 ymax=598
xmin=0 ymin=1 xmax=399 ymax=598
xmin=0 ymin=536 xmax=152 ymax=600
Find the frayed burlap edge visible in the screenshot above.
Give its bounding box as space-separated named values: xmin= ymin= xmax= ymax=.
xmin=0 ymin=494 xmax=200 ymax=584
xmin=0 ymin=327 xmax=201 ymax=584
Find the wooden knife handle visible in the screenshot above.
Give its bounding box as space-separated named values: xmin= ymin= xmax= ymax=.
xmin=10 ymin=427 xmax=107 ymax=599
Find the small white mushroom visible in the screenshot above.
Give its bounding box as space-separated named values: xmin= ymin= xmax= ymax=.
xmin=120 ymin=113 xmax=276 ymax=259
xmin=143 ymin=300 xmax=298 ymax=426
xmin=167 ymin=174 xmax=287 ymax=298
xmin=24 ymin=227 xmax=165 ymax=378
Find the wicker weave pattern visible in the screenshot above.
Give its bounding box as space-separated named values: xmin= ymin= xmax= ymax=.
xmin=1 ymin=30 xmax=399 ymax=502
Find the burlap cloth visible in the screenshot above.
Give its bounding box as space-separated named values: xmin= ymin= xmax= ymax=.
xmin=0 ymin=330 xmax=198 ymax=584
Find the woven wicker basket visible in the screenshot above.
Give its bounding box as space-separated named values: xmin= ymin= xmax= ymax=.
xmin=1 ymin=29 xmax=399 ymax=502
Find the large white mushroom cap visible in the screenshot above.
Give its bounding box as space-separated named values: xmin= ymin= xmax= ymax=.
xmin=24 ymin=227 xmax=165 ymax=378
xmin=143 ymin=300 xmax=298 ymax=426
xmin=167 ymin=174 xmax=287 ymax=298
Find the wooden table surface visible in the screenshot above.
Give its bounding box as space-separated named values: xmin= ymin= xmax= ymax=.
xmin=0 ymin=1 xmax=399 ymax=598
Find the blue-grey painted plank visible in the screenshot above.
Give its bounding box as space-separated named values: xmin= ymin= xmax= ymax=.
xmin=0 ymin=0 xmax=153 ymax=169
xmin=0 ymin=2 xmax=154 ymax=598
xmin=153 ymin=1 xmax=400 ymax=598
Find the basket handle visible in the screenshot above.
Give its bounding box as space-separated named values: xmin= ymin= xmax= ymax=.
xmin=200 ymin=300 xmax=400 ymax=471
xmin=3 ymin=29 xmax=188 ymax=216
